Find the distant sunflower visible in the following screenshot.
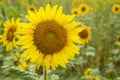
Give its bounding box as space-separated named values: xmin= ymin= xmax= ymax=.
xmin=92 ymin=76 xmax=100 ymax=80
xmin=117 ymin=35 xmax=120 ymax=42
xmin=71 ymin=8 xmax=79 ymax=16
xmin=72 ymin=0 xmax=80 ymax=6
xmin=75 ymin=25 xmax=91 ymax=44
xmin=84 ymin=68 xmax=93 ymax=76
xmin=0 ymin=18 xmax=20 ymax=51
xmin=28 ymin=5 xmax=36 ymax=12
xmin=20 ymin=0 xmax=27 ymax=4
xmin=78 ymin=3 xmax=90 ymax=15
xmin=93 ymin=2 xmax=99 ymax=9
xmin=112 ymin=4 xmax=120 ymax=14
xmin=18 ymin=4 xmax=81 ymax=70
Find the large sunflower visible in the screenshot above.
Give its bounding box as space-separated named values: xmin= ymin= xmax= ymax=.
xmin=112 ymin=4 xmax=120 ymax=14
xmin=18 ymin=4 xmax=81 ymax=70
xmin=74 ymin=25 xmax=91 ymax=44
xmin=0 ymin=18 xmax=20 ymax=51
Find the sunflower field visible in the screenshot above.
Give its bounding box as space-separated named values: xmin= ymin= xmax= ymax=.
xmin=0 ymin=0 xmax=120 ymax=80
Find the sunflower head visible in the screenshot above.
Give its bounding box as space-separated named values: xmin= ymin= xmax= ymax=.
xmin=112 ymin=4 xmax=120 ymax=14
xmin=20 ymin=0 xmax=27 ymax=4
xmin=18 ymin=4 xmax=81 ymax=70
xmin=117 ymin=35 xmax=120 ymax=42
xmin=71 ymin=8 xmax=79 ymax=16
xmin=72 ymin=0 xmax=80 ymax=6
xmin=78 ymin=3 xmax=90 ymax=15
xmin=28 ymin=5 xmax=36 ymax=12
xmin=93 ymin=2 xmax=99 ymax=9
xmin=77 ymin=25 xmax=91 ymax=44
xmin=92 ymin=76 xmax=100 ymax=80
xmin=0 ymin=18 xmax=20 ymax=51
xmin=84 ymin=68 xmax=93 ymax=76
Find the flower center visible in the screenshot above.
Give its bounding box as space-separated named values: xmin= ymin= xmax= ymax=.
xmin=79 ymin=29 xmax=88 ymax=39
xmin=81 ymin=7 xmax=86 ymax=12
xmin=46 ymin=32 xmax=56 ymax=42
xmin=33 ymin=20 xmax=67 ymax=55
xmin=115 ymin=7 xmax=119 ymax=11
xmin=118 ymin=37 xmax=120 ymax=42
xmin=30 ymin=7 xmax=34 ymax=11
xmin=73 ymin=11 xmax=78 ymax=14
xmin=7 ymin=27 xmax=16 ymax=41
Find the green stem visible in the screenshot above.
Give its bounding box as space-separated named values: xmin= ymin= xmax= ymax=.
xmin=43 ymin=66 xmax=47 ymax=80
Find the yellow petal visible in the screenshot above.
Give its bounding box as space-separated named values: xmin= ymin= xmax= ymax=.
xmin=46 ymin=4 xmax=52 ymax=19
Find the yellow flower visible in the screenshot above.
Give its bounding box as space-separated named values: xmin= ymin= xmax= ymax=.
xmin=0 ymin=18 xmax=20 ymax=51
xmin=117 ymin=35 xmax=120 ymax=42
xmin=18 ymin=60 xmax=27 ymax=70
xmin=18 ymin=4 xmax=81 ymax=70
xmin=74 ymin=25 xmax=91 ymax=44
xmin=72 ymin=0 xmax=80 ymax=7
xmin=93 ymin=2 xmax=99 ymax=9
xmin=84 ymin=68 xmax=93 ymax=76
xmin=71 ymin=8 xmax=79 ymax=16
xmin=28 ymin=5 xmax=36 ymax=12
xmin=112 ymin=4 xmax=120 ymax=14
xmin=92 ymin=76 xmax=100 ymax=80
xmin=20 ymin=0 xmax=27 ymax=4
xmin=102 ymin=2 xmax=107 ymax=7
xmin=78 ymin=3 xmax=91 ymax=15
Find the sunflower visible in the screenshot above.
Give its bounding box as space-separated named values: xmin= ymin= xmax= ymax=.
xmin=28 ymin=5 xmax=36 ymax=12
xmin=84 ymin=68 xmax=93 ymax=76
xmin=78 ymin=3 xmax=90 ymax=15
xmin=71 ymin=8 xmax=79 ymax=16
xmin=72 ymin=0 xmax=80 ymax=6
xmin=112 ymin=4 xmax=120 ymax=14
xmin=93 ymin=2 xmax=99 ymax=9
xmin=18 ymin=4 xmax=81 ymax=70
xmin=20 ymin=0 xmax=27 ymax=4
xmin=92 ymin=76 xmax=100 ymax=80
xmin=75 ymin=25 xmax=91 ymax=44
xmin=0 ymin=18 xmax=20 ymax=51
xmin=117 ymin=35 xmax=120 ymax=42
